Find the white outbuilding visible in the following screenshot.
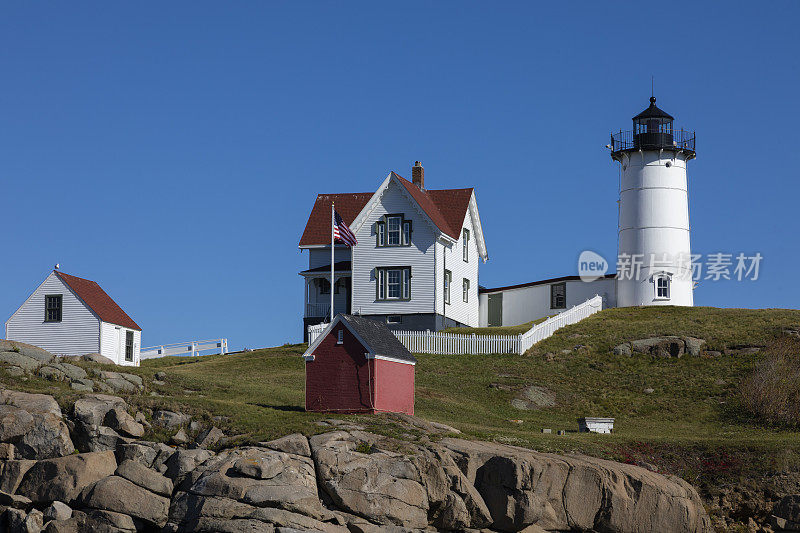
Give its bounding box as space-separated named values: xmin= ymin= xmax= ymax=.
xmin=5 ymin=270 xmax=142 ymax=366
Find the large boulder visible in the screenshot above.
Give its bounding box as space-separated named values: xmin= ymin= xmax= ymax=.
xmin=0 ymin=340 xmax=54 ymax=363
xmin=309 ymin=431 xmax=487 ymax=531
xmin=71 ymin=395 xmax=143 ymax=451
xmin=77 ymin=475 xmax=170 ymax=528
xmin=17 ymin=451 xmax=117 ymax=504
xmin=0 ymin=390 xmax=74 ymax=459
xmin=0 ymin=405 xmax=35 ymax=442
xmin=116 ymin=460 xmax=173 ymax=497
xmin=0 ymin=459 xmax=36 ymax=493
xmin=79 ymin=353 xmax=116 ymax=365
xmin=0 ymin=352 xmax=42 ymax=372
xmin=441 ymin=438 xmax=712 ymax=532
xmin=153 ymin=410 xmax=191 ymax=428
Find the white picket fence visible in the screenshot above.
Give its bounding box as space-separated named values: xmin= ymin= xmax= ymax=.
xmin=140 ymin=339 xmax=229 ymax=360
xmin=307 ymin=295 xmax=603 ymax=355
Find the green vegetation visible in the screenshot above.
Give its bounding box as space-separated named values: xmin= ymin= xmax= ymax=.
xmin=2 ymin=305 xmax=800 ymax=490
xmin=741 ymin=336 xmax=800 ymax=428
xmin=443 ymin=315 xmax=551 ymax=336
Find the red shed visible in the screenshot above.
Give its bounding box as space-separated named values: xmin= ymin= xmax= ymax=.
xmin=303 ymin=314 xmax=416 ymax=415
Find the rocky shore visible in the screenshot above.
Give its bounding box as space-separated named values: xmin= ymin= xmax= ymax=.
xmin=0 ymin=384 xmax=716 ymax=532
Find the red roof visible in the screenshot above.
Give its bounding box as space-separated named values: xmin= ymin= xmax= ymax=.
xmin=55 ymin=271 xmax=141 ymax=331
xmin=298 ymin=174 xmax=473 ymax=246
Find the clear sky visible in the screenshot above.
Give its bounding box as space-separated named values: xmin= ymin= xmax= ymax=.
xmin=2 ymin=2 xmax=798 ymax=350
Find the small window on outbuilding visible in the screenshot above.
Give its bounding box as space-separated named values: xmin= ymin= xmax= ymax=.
xmin=125 ymin=331 xmax=134 ymax=361
xmin=550 ymin=283 xmax=566 ymax=309
xmin=337 ymin=329 xmax=344 ymax=344
xmin=45 ymin=295 xmax=62 ymax=322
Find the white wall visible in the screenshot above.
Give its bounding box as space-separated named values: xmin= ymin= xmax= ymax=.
xmin=478 ymin=277 xmax=616 ymax=327
xmin=351 ymin=179 xmax=437 ymax=316
xmin=5 ymin=273 xmax=100 ymax=356
xmin=100 ymin=322 xmax=141 ymax=366
xmin=616 ymin=150 xmax=693 ymax=307
xmin=435 ymin=205 xmax=480 ymax=327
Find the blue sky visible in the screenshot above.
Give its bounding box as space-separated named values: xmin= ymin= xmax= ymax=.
xmin=2 ymin=2 xmax=798 ymax=350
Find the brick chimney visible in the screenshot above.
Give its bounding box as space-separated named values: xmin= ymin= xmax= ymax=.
xmin=412 ymin=161 xmax=424 ymax=190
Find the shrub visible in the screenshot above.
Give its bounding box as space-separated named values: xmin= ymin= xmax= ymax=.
xmin=741 ymin=337 xmax=800 ymax=428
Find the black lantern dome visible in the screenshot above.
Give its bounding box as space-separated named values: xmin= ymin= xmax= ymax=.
xmin=610 ymin=97 xmax=695 ymax=159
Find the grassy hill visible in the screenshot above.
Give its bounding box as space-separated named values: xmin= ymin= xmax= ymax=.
xmin=3 ymin=306 xmax=800 ymax=502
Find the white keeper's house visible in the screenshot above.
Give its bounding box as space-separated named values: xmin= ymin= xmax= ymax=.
xmin=5 ymin=270 xmax=142 ymax=366
xmin=299 ymin=162 xmax=488 ymax=338
xmin=300 ymin=96 xmax=698 ymax=336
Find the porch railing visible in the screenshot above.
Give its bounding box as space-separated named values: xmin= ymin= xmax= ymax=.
xmin=305 ymin=303 xmax=330 ymax=318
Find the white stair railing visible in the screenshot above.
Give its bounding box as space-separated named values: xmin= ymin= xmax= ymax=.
xmin=306 ymin=295 xmax=603 ymax=355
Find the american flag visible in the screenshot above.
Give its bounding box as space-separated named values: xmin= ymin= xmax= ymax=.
xmin=333 ymin=210 xmax=358 ymax=247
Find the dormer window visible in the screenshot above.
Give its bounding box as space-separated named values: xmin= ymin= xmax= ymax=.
xmin=376 ymin=214 xmax=411 ymax=247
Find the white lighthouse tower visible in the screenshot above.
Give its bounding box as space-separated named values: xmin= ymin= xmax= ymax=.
xmin=611 ymin=97 xmax=696 ymax=307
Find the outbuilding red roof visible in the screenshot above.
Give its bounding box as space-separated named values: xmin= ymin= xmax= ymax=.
xmin=298 ymin=173 xmax=473 ymax=246
xmin=55 ymin=271 xmax=142 ymax=331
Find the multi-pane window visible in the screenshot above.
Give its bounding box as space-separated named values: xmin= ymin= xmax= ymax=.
xmin=550 ymin=283 xmax=566 ymax=309
xmin=463 ymin=229 xmax=470 ymax=262
xmin=444 ymin=270 xmax=452 ymax=305
xmin=318 ymin=278 xmax=331 ymax=295
xmin=463 ymin=278 xmax=470 ymax=303
xmin=376 ymin=215 xmax=411 ymax=247
xmin=376 ymin=267 xmax=411 ymax=300
xmin=656 ymin=276 xmax=670 ymax=299
xmin=387 ymin=216 xmax=401 ymax=245
xmin=125 ymin=331 xmax=134 ymax=362
xmin=337 ymin=329 xmax=344 ymax=344
xmin=45 ymin=295 xmax=62 ymax=322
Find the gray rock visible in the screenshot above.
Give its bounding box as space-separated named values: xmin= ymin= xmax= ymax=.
xmin=84 ymin=509 xmax=137 ymax=532
xmin=0 ymin=404 xmax=35 ymax=441
xmin=683 ymin=336 xmax=706 ymax=356
xmin=69 ymin=379 xmax=94 ymax=392
xmin=644 ymin=388 xmax=655 ymax=394
xmin=164 ymin=449 xmax=212 ymax=483
xmin=37 ymin=366 xmax=67 ymax=381
xmin=5 ymin=366 xmax=26 ymax=377
xmin=17 ymin=451 xmax=117 ymax=503
xmin=104 ymin=407 xmax=145 ymax=438
xmin=73 ymin=395 xmax=127 ymax=427
xmin=7 ymin=507 xmax=44 ymax=533
xmin=154 ymin=371 xmax=167 ymax=381
xmin=612 ymin=343 xmax=632 ymax=356
xmin=195 ymin=427 xmax=225 ymax=449
xmin=0 ymin=489 xmax=33 ymax=509
xmin=104 ymin=378 xmax=137 ymax=393
xmin=153 ymin=410 xmax=190 ymax=428
xmin=78 ymin=475 xmax=170 ymax=528
xmin=116 ymin=460 xmax=173 ymax=497
xmin=629 ymin=336 xmax=686 ymax=358
xmin=774 ymin=494 xmax=800 ymax=524
xmin=0 ymin=390 xmax=62 ymax=418
xmin=0 ymin=352 xmax=42 ymax=372
xmin=3 ymin=395 xmax=74 ymax=459
xmin=511 ymin=385 xmax=556 ymax=410
xmin=119 ymin=373 xmax=143 ymax=388
xmin=0 ymin=459 xmax=36 ymax=493
xmin=79 ymin=353 xmax=116 ymax=365
xmin=43 ymin=501 xmax=72 ymax=522
xmin=258 ymin=434 xmax=311 ymax=457
xmin=0 ymin=442 xmax=17 ymax=460
xmin=53 ymin=362 xmax=87 ymax=381
xmin=0 ymin=340 xmax=54 ymax=363
xmin=171 ymin=428 xmax=189 ymax=446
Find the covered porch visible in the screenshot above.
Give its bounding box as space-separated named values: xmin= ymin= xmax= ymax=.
xmin=300 ymin=261 xmax=352 ymax=332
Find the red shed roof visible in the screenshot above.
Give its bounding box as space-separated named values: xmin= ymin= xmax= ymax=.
xmin=55 ymin=271 xmax=141 ymax=331
xmin=299 ymin=173 xmax=473 ymax=246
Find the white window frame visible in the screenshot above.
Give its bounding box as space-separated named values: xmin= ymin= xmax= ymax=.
xmin=462 ymin=278 xmax=470 ymax=303
xmin=387 ymin=216 xmax=402 ymax=246
xmin=655 ymin=273 xmax=671 ymax=300
xmin=337 ymin=329 xmax=344 ymax=344
xmin=376 ymin=267 xmax=411 ymax=301
xmin=444 ymin=270 xmax=452 ymax=305
xmin=376 ymin=214 xmax=411 ymax=247
xmin=462 ymin=229 xmax=470 ymax=262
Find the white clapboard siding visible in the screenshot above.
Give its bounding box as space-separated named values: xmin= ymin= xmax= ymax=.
xmin=308 ymin=295 xmax=603 ymax=355
xmin=100 ymin=322 xmax=141 ymax=366
xmin=435 ymin=199 xmax=479 ymax=326
xmin=5 ymin=272 xmax=100 ymax=356
xmin=351 ymin=179 xmax=437 ymax=315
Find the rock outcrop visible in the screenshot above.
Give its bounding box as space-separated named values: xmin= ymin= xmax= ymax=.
xmin=0 ymin=386 xmax=712 ymax=532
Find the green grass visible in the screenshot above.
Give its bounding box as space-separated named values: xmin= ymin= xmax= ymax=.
xmin=442 ymin=315 xmax=552 ymax=336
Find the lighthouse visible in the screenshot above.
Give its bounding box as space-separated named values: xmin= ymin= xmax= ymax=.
xmin=611 ymin=97 xmax=696 ymax=307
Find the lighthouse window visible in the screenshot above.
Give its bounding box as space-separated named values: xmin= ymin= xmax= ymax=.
xmin=656 ymin=276 xmax=670 ymax=299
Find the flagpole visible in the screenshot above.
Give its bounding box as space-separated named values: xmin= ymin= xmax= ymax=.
xmin=331 ymin=201 xmax=335 ymax=323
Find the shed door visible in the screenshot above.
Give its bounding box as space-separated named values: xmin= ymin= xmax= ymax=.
xmin=487 ymin=293 xmax=503 ymax=327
